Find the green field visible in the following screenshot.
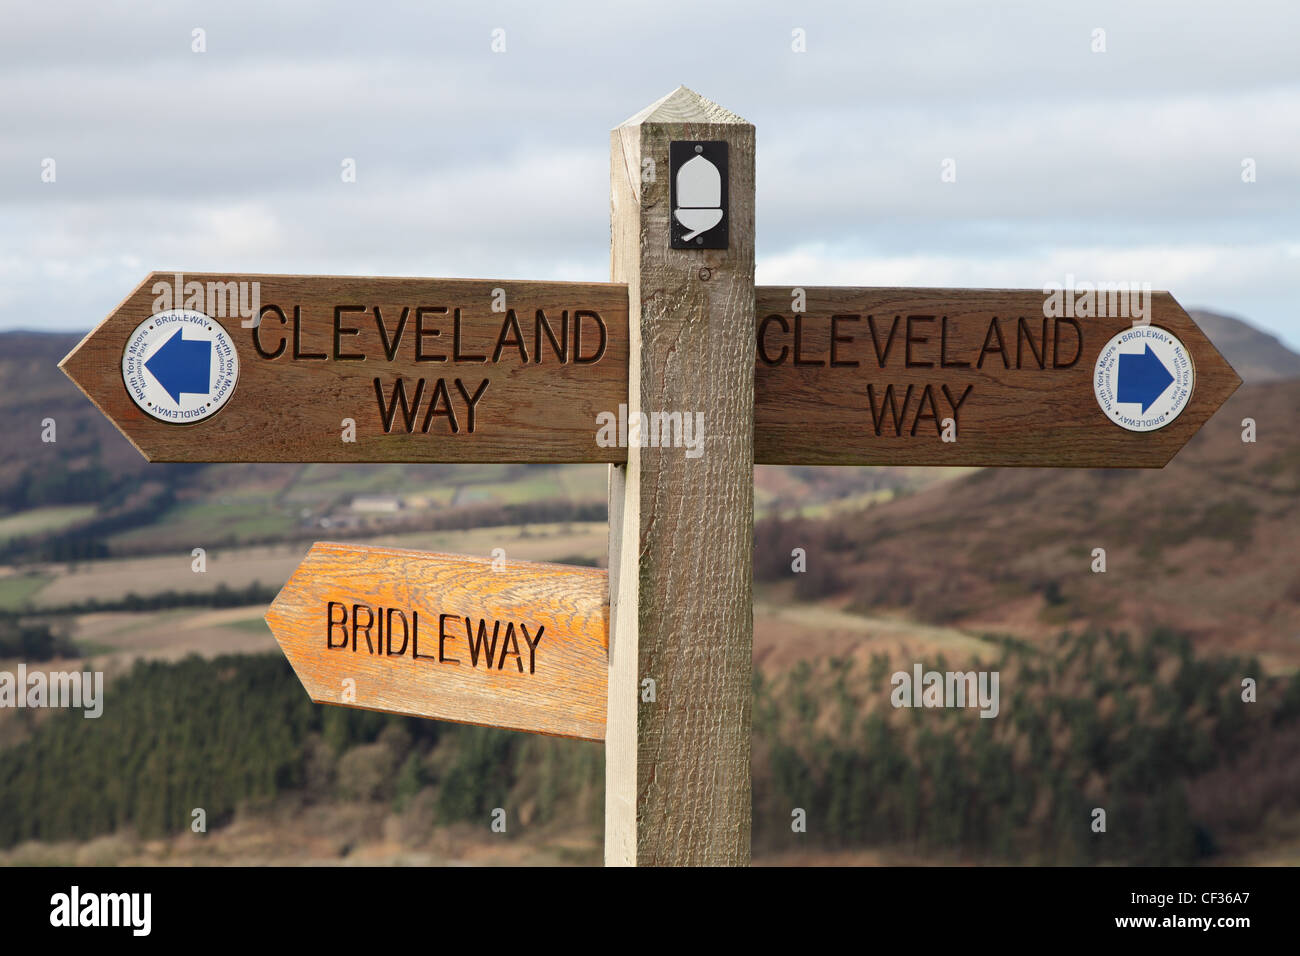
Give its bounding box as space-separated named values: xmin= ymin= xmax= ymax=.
xmin=458 ymin=468 xmax=603 ymax=505
xmin=107 ymin=496 xmax=298 ymax=549
xmin=283 ymin=463 xmax=519 ymax=504
xmin=0 ymin=573 xmax=51 ymax=610
xmin=0 ymin=505 xmax=96 ymax=543
xmin=222 ymin=616 xmax=272 ymax=636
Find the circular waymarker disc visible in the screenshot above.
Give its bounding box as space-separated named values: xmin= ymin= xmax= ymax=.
xmin=121 ymin=310 xmax=240 ymax=424
xmin=1093 ymin=325 xmax=1194 ymax=433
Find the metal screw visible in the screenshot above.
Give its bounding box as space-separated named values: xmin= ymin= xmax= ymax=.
xmin=699 ymin=268 xmax=711 ymax=281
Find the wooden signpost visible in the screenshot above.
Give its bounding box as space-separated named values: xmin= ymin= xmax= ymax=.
xmin=266 ymin=544 xmax=608 ymax=741
xmin=62 ymin=279 xmax=1236 ymax=468
xmin=754 ymin=286 xmax=1239 ymax=467
xmin=61 ymin=276 xmax=629 ymax=463
xmin=59 ymin=86 xmax=1242 ymax=866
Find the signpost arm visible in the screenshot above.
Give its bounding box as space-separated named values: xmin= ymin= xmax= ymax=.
xmin=606 ymin=88 xmax=756 ymax=866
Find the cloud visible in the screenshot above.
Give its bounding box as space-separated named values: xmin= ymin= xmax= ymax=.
xmin=2 ymin=0 xmax=1297 ymax=348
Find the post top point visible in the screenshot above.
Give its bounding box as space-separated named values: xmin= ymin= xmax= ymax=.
xmin=616 ymin=86 xmax=749 ymax=129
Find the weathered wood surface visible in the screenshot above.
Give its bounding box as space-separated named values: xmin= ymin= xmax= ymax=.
xmin=60 ymin=274 xmax=629 ymax=463
xmin=59 ymin=273 xmax=1239 ymax=469
xmin=606 ymin=87 xmax=755 ymax=866
xmin=753 ymin=286 xmax=1241 ymax=467
xmin=265 ymin=543 xmax=608 ymax=741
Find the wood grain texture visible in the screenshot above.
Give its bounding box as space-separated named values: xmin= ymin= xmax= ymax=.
xmin=265 ymin=543 xmax=608 ymax=741
xmin=59 ymin=273 xmax=1240 ymax=470
xmin=753 ymin=286 xmax=1241 ymax=467
xmin=59 ymin=274 xmax=629 ymax=464
xmin=606 ymin=87 xmax=755 ymax=866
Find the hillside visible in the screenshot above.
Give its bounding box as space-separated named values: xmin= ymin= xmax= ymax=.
xmin=758 ymin=379 xmax=1300 ymax=672
xmin=0 ymin=332 xmax=155 ymax=503
xmin=1187 ymin=309 xmax=1300 ymax=383
xmin=4 ymin=633 xmax=1296 ymax=866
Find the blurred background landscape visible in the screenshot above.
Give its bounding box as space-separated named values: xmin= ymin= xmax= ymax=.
xmin=0 ymin=308 xmax=1296 ymax=866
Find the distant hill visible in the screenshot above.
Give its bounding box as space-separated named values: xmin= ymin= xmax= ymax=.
xmin=0 ymin=331 xmax=151 ymax=486
xmin=757 ymin=379 xmax=1300 ymax=672
xmin=1188 ymin=309 xmax=1300 ymax=383
xmin=0 ymin=331 xmax=163 ymax=554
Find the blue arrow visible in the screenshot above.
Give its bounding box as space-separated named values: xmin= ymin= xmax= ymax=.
xmin=1117 ymin=344 xmax=1174 ymax=413
xmin=145 ymin=329 xmax=211 ymax=403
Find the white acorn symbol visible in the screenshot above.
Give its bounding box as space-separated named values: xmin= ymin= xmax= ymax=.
xmin=675 ymin=153 xmax=723 ymax=241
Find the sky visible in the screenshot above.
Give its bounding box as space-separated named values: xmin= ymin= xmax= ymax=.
xmin=3 ymin=0 xmax=1298 ymax=347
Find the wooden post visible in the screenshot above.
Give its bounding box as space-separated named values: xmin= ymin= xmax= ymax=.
xmin=606 ymin=88 xmax=755 ymax=865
